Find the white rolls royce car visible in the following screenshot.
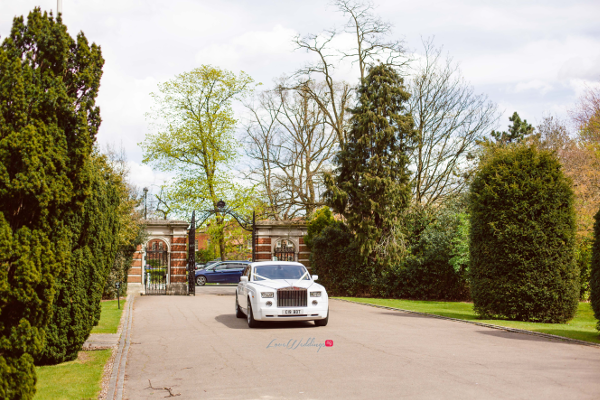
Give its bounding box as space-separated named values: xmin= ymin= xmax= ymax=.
xmin=235 ymin=261 xmax=329 ymax=328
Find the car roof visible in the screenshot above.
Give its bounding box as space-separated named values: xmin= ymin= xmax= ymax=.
xmin=250 ymin=261 xmax=306 ymax=267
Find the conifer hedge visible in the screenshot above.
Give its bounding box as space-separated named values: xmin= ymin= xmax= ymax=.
xmin=0 ymin=9 xmax=103 ymax=397
xmin=590 ymin=209 xmax=600 ymax=331
xmin=36 ymin=156 xmax=120 ymax=364
xmin=469 ymin=144 xmax=579 ymax=323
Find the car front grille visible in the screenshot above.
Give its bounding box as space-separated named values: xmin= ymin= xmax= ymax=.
xmin=277 ymin=287 xmax=307 ymax=307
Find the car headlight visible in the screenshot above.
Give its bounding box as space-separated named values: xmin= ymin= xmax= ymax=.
xmin=310 ymin=291 xmax=322 ymax=297
xmin=261 ymin=292 xmax=274 ymax=298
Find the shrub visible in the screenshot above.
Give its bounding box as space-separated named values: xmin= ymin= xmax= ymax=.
xmin=310 ymin=222 xmax=367 ymax=296
xmin=469 ymin=144 xmax=579 ymax=322
xmin=0 ymin=9 xmax=103 ymax=397
xmin=386 ymin=205 xmax=470 ymax=301
xmin=590 ymin=208 xmax=600 ymax=330
xmin=575 ymin=236 xmax=592 ymax=300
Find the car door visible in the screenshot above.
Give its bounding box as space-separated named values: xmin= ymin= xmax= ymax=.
xmin=212 ymin=263 xmax=228 ymax=282
xmin=199 ymin=265 xmax=215 ymax=283
xmin=238 ymin=266 xmax=250 ymax=309
xmin=223 ymin=263 xmax=244 ymax=283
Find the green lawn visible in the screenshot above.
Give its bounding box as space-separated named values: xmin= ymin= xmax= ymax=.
xmin=91 ymin=299 xmax=126 ymax=334
xmin=35 ymin=299 xmax=125 ymax=399
xmin=35 ymin=350 xmax=112 ymax=400
xmin=337 ymin=297 xmax=600 ymax=344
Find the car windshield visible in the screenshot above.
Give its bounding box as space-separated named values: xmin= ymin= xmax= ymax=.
xmin=253 ymin=264 xmax=310 ymax=281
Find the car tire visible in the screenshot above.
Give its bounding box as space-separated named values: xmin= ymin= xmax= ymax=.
xmin=314 ymin=308 xmax=329 ymax=327
xmin=235 ymin=295 xmax=244 ymax=318
xmin=196 ymin=276 xmax=207 ymax=286
xmin=247 ymin=298 xmax=260 ymax=328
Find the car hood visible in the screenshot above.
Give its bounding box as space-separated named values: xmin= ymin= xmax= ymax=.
xmin=250 ymin=279 xmax=322 ymax=291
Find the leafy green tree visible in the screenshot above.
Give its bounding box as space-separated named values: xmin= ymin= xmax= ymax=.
xmin=141 ymin=66 xmax=256 ymax=260
xmin=304 ymin=207 xmax=335 ymax=249
xmin=325 ymin=63 xmax=417 ymax=272
xmin=491 ymin=112 xmax=534 ymax=144
xmin=101 ymin=147 xmax=146 ymax=300
xmin=449 ymin=212 xmax=470 ymax=274
xmin=0 ymin=9 xmax=103 ymax=397
xmin=469 ymin=144 xmax=579 ymax=322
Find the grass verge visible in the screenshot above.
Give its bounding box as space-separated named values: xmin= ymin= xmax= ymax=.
xmin=35 ymin=350 xmax=112 ymax=400
xmin=91 ymin=299 xmax=126 ymax=334
xmin=35 ymin=299 xmax=125 ymax=398
xmin=336 ymin=297 xmax=599 ymax=344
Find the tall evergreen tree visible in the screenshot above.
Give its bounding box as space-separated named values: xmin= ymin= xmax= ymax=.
xmin=325 ymin=63 xmax=417 ymax=268
xmin=0 ymin=9 xmax=103 ymax=397
xmin=491 ymin=111 xmax=534 ymax=144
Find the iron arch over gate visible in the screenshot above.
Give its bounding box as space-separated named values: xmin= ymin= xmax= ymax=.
xmin=187 ymin=200 xmax=256 ymax=295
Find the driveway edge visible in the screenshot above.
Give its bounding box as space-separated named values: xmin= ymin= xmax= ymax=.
xmin=106 ymin=294 xmax=135 ymax=400
xmin=332 ymin=298 xmax=600 ymax=349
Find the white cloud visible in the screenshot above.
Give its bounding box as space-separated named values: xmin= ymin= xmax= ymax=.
xmin=513 ymin=80 xmax=553 ymax=95
xmin=126 ymin=161 xmax=174 ymax=191
xmin=195 ymin=25 xmax=298 ymax=75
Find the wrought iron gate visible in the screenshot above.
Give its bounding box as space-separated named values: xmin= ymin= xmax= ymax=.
xmin=145 ymin=243 xmax=168 ymax=295
xmin=273 ymin=239 xmax=295 ymax=261
xmin=187 ymin=211 xmax=196 ymax=295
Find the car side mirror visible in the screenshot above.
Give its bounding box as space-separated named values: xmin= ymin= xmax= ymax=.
xmin=312 ymin=275 xmax=318 ymax=281
xmin=240 ymin=276 xmax=248 ymax=282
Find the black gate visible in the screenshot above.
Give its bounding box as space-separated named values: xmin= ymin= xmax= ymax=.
xmin=145 ymin=242 xmax=168 ymax=295
xmin=187 ymin=211 xmax=196 ymax=295
xmin=273 ymin=239 xmax=295 ymax=261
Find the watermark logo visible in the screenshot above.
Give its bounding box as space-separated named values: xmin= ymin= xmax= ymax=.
xmin=267 ymin=338 xmax=333 ymax=352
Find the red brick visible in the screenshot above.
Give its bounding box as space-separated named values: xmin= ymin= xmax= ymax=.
xmin=172 ymin=237 xmax=186 ymax=244
xmin=129 ymin=267 xmax=142 ymax=275
xmin=299 ymin=237 xmax=305 ymax=244
xmin=256 ymin=246 xmax=271 ymax=252
xmin=171 ymin=260 xmax=187 ymax=267
xmin=172 ymin=244 xmax=186 ymax=251
xmin=127 ymin=275 xmax=141 ymax=283
xmin=133 ymin=253 xmax=143 ymax=259
xmin=170 ymin=276 xmax=187 ymax=283
xmin=257 ymin=238 xmax=271 ymax=245
xmin=132 ymin=260 xmax=142 ymax=267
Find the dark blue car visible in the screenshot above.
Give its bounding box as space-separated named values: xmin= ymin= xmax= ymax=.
xmin=195 ymin=261 xmax=251 ymax=285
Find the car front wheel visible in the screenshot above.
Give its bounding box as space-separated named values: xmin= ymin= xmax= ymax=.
xmin=196 ymin=276 xmax=207 ymax=286
xmin=314 ymin=308 xmax=329 ymax=326
xmin=247 ymin=298 xmax=260 ymax=328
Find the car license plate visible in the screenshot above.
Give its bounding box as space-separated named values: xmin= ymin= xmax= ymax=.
xmin=283 ymin=310 xmax=302 ymax=315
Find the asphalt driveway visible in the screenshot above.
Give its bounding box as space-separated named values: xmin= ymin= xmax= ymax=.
xmin=123 ymin=287 xmax=600 ymax=399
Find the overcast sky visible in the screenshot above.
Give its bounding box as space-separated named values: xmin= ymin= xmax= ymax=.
xmin=1 ymin=0 xmax=599 ymax=192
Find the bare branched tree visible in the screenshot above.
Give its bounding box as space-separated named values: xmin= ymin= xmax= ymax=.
xmin=408 ymin=39 xmax=499 ymax=205
xmin=293 ymin=0 xmax=408 ymax=145
xmin=244 ymin=83 xmax=338 ymax=219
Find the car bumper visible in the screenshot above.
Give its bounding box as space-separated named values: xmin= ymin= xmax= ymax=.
xmin=254 ymin=302 xmax=328 ymax=321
